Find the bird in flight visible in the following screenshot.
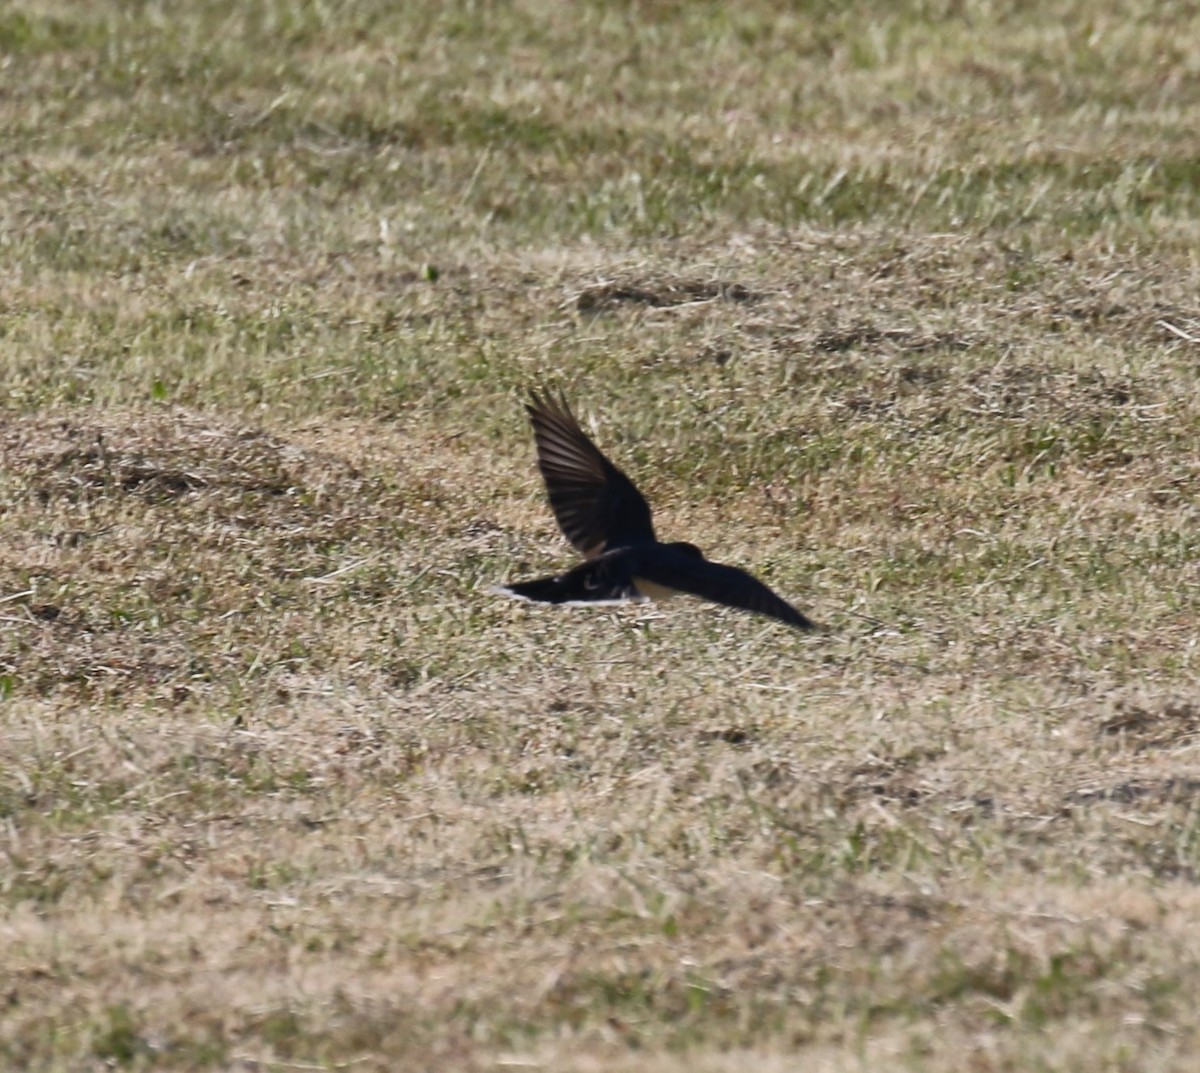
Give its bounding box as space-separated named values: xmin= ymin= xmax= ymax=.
xmin=491 ymin=390 xmax=814 ymax=631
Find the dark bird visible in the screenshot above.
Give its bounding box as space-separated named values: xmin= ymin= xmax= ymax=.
xmin=491 ymin=390 xmax=814 ymax=631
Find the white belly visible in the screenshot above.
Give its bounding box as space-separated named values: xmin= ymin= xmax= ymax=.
xmin=633 ymin=578 xmax=679 ymax=601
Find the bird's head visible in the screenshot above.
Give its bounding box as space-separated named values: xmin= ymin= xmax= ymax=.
xmin=667 ymin=541 xmax=705 ymax=559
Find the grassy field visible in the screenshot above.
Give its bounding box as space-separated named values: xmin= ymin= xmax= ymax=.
xmin=4 ymin=1 xmax=1200 ymax=1069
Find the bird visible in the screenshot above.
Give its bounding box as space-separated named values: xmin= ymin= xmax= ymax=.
xmin=491 ymin=389 xmax=814 ymax=631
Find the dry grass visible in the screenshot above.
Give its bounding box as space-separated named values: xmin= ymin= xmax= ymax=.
xmin=4 ymin=1 xmax=1200 ymax=1070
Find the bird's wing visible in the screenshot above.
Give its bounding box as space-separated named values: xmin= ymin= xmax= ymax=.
xmin=526 ymin=389 xmax=656 ymax=558
xmin=633 ymin=554 xmax=814 ymax=630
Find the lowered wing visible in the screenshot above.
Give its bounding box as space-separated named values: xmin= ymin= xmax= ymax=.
xmin=633 ymin=554 xmax=814 ymax=631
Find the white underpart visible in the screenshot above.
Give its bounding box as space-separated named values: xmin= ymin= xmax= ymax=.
xmin=631 ymin=578 xmax=680 ymax=601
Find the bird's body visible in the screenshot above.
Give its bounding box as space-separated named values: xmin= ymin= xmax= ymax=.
xmin=492 ymin=390 xmax=814 ymax=631
xmin=500 ymin=541 xmax=702 ymax=604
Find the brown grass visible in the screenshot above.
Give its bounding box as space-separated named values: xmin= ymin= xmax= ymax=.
xmin=4 ymin=1 xmax=1200 ymax=1070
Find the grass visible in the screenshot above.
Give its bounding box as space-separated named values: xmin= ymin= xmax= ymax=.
xmin=3 ymin=0 xmax=1200 ymax=1069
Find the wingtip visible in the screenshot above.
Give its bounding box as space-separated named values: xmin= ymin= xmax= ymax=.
xmin=525 ymin=384 xmax=574 ymax=422
xmin=780 ymin=602 xmax=821 ymax=632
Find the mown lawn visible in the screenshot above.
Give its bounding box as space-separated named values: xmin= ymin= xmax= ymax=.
xmin=3 ymin=2 xmax=1200 ymax=1070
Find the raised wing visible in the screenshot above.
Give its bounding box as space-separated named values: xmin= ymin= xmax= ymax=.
xmin=634 ymin=554 xmax=814 ymax=630
xmin=526 ymin=389 xmax=656 ymax=558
